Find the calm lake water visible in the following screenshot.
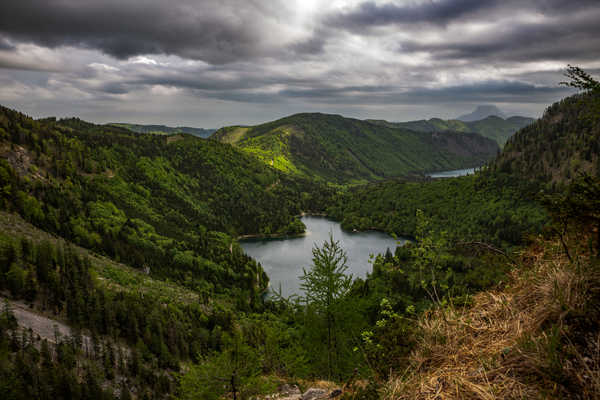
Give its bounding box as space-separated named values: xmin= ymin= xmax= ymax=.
xmin=240 ymin=216 xmax=405 ymax=298
xmin=428 ymin=167 xmax=476 ymax=178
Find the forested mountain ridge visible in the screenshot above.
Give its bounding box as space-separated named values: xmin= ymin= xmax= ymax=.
xmin=335 ymin=90 xmax=600 ymax=245
xmin=492 ymin=90 xmax=600 ymax=184
xmin=327 ymin=173 xmax=547 ymax=248
xmin=370 ymin=114 xmax=534 ymax=147
xmin=110 ymin=122 xmax=216 ymax=138
xmin=212 ymin=112 xmax=499 ymax=183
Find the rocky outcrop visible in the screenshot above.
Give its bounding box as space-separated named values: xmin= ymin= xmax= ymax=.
xmin=301 ymin=388 xmax=328 ymax=400
xmin=262 ymin=384 xmax=341 ymax=400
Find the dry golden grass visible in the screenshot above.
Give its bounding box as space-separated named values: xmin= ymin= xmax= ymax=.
xmin=383 ymin=235 xmax=600 ymax=400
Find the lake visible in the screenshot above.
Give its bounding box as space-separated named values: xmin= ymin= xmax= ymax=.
xmin=240 ymin=216 xmax=405 ymax=298
xmin=428 ymin=167 xmax=477 ymax=178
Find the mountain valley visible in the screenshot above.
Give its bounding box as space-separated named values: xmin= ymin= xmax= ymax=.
xmin=0 ymin=71 xmax=599 ymax=400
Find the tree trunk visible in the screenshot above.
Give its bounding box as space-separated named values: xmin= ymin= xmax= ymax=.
xmin=327 ymin=310 xmax=332 ymax=380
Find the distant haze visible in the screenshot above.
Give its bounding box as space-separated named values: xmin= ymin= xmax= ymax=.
xmin=0 ymin=0 xmax=597 ymax=127
xmin=112 ymin=123 xmax=216 ymax=138
xmin=458 ymin=105 xmax=507 ymax=122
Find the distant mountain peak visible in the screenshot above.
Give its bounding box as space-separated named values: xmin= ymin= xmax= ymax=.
xmin=457 ymin=105 xmax=507 ymax=122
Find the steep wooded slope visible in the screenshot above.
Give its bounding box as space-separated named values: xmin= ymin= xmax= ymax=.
xmin=493 ymin=91 xmax=600 ymax=184
xmin=0 ymin=105 xmax=335 ymax=297
xmin=213 ymin=113 xmax=499 ymax=183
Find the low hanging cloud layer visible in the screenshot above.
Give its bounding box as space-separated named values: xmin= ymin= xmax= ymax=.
xmin=0 ymin=0 xmax=598 ymax=127
xmin=0 ymin=0 xmax=298 ymax=63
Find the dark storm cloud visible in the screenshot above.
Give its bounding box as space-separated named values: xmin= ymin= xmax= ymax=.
xmin=0 ymin=51 xmax=61 ymax=72
xmin=279 ymin=84 xmax=390 ymax=99
xmin=0 ymin=0 xmax=293 ymax=64
xmin=129 ymin=68 xmax=292 ymax=92
xmin=327 ymin=0 xmax=496 ymax=29
xmin=98 ymin=82 xmax=130 ymax=95
xmin=328 ymin=0 xmax=600 ymax=31
xmin=276 ymin=80 xmax=569 ymax=105
xmin=0 ymin=57 xmax=44 ymax=71
xmin=289 ymin=36 xmax=327 ymax=56
xmin=1 ymin=0 xmax=598 ymax=126
xmin=117 ymin=76 xmax=567 ymax=106
xmin=403 ymin=81 xmax=567 ymax=103
xmin=398 ymin=9 xmax=600 ymax=63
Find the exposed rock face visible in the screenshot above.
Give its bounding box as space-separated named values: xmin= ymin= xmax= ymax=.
xmin=263 ymin=385 xmax=336 ymax=400
xmin=301 ymin=388 xmax=328 ymax=400
xmin=264 ymin=384 xmax=301 ymax=400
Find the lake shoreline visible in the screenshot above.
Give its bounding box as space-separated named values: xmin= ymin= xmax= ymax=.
xmin=237 ymin=231 xmax=307 ymax=240
xmin=298 ymin=211 xmax=328 ymax=217
xmin=240 ymin=215 xmax=404 ymax=297
xmin=238 ymin=212 xmax=404 ymax=241
xmin=426 ymin=166 xmax=480 ymax=178
xmin=237 ymin=212 xmax=330 ymax=241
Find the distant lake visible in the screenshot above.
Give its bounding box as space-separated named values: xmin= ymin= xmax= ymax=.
xmin=240 ymin=216 xmax=406 ymax=298
xmin=428 ymin=167 xmax=477 ymax=178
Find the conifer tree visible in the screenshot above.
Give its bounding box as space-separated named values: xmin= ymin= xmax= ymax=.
xmin=300 ymin=234 xmax=352 ymax=378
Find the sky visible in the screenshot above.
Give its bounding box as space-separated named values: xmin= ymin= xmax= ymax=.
xmin=0 ymin=0 xmax=599 ymax=128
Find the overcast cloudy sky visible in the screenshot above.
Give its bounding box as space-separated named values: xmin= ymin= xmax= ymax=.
xmin=0 ymin=0 xmax=599 ymax=128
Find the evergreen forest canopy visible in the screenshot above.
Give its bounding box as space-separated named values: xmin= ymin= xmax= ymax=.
xmin=0 ymin=66 xmax=599 ymax=399
xmin=0 ymin=109 xmax=337 ymax=296
xmin=494 ymin=91 xmax=600 ymax=184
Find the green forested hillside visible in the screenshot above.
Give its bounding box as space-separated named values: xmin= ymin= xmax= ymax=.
xmin=0 ymin=106 xmax=336 ymax=297
xmin=493 ymin=91 xmax=600 ymax=185
xmin=335 ymin=91 xmax=599 ymax=247
xmin=213 ymin=113 xmax=499 ymax=183
xmin=0 ymin=105 xmax=341 ymax=398
xmin=370 ymin=115 xmax=534 ymax=147
xmin=0 ymin=223 xmax=214 ymax=399
xmin=327 ymin=172 xmax=547 ymax=248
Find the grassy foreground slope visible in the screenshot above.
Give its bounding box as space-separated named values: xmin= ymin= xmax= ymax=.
xmin=384 ymin=227 xmax=600 ymax=399
xmin=213 ymin=113 xmax=499 ymax=183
